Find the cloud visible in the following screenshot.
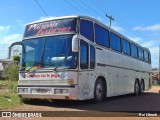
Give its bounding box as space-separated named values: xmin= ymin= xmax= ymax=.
xmin=149 ymin=46 xmax=159 ymax=68
xmin=111 ymin=23 xmax=159 ymax=68
xmin=133 ymin=24 xmax=160 ymax=31
xmin=0 ymin=25 xmax=11 ymax=33
xmin=16 ymin=20 xmax=25 ymax=27
xmin=97 ymin=16 xmax=103 ymax=22
xmin=128 ymin=37 xmax=142 ymax=43
xmin=112 ymin=25 xmax=125 ymax=32
xmin=0 ymin=33 xmax=22 ymax=59
xmin=0 ymin=34 xmax=22 ymax=45
xmin=139 ymin=39 xmax=159 ymax=68
xmin=126 ymin=35 xmax=159 ymax=68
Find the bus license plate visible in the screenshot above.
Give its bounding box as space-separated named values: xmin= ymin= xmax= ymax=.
xmin=31 ymin=88 xmax=51 ymax=94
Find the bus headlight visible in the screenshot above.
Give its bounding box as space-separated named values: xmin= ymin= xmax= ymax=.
xmin=62 ymin=89 xmax=69 ymax=94
xmin=18 ymin=88 xmax=28 ymax=93
xmin=54 ymin=89 xmax=61 ymax=94
xmin=54 ymin=89 xmax=69 ymax=94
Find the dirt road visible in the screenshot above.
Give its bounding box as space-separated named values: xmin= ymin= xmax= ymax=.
xmin=1 ymin=86 xmax=160 ymax=119
xmin=4 ymin=86 xmax=160 ymax=114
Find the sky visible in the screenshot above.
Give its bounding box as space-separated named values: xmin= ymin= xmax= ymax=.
xmin=0 ymin=0 xmax=159 ymax=68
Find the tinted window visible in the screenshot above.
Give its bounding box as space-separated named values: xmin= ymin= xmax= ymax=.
xmin=122 ymin=38 xmax=130 ymax=55
xmin=23 ymin=38 xmax=45 ymax=68
xmin=80 ymin=19 xmax=94 ymax=42
xmin=144 ymin=51 xmax=149 ymax=62
xmin=138 ymin=48 xmax=144 ymax=60
xmin=90 ymin=45 xmax=95 ymax=69
xmin=110 ymin=32 xmax=121 ymax=52
xmin=43 ymin=35 xmax=77 ymax=69
xmin=95 ymin=24 xmax=109 ymax=47
xmin=131 ymin=44 xmax=138 ymax=58
xmin=80 ymin=40 xmax=88 ymax=69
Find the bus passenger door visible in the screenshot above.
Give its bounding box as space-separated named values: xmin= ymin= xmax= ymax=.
xmin=78 ymin=40 xmax=95 ymax=100
xmin=78 ymin=40 xmax=90 ymax=100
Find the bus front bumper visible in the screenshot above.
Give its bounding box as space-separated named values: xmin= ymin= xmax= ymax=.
xmin=17 ymin=85 xmax=78 ymax=100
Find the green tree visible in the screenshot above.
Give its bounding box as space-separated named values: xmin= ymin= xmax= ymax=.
xmin=5 ymin=63 xmax=20 ymax=81
xmin=13 ymin=56 xmax=20 ymax=64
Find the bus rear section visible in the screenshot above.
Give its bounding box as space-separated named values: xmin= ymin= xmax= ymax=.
xmin=17 ymin=71 xmax=79 ymax=100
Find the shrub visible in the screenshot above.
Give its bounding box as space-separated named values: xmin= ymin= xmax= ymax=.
xmin=13 ymin=56 xmax=20 ymax=64
xmin=5 ymin=63 xmax=20 ymax=81
xmin=8 ymin=82 xmax=18 ymax=93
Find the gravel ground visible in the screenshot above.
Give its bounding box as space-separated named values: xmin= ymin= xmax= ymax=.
xmin=1 ymin=86 xmax=160 ymax=120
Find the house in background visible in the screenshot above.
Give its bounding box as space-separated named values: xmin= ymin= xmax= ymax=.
xmin=0 ymin=61 xmax=3 ymax=77
xmin=151 ymin=68 xmax=159 ymax=84
xmin=0 ymin=59 xmax=13 ymax=78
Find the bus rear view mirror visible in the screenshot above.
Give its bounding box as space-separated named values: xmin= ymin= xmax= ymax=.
xmin=72 ymin=35 xmax=79 ymax=52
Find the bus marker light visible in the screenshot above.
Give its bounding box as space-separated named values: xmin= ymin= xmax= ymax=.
xmin=67 ymin=79 xmax=74 ymax=85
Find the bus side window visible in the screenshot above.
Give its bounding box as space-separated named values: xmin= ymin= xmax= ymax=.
xmin=80 ymin=40 xmax=89 ymax=69
xmin=122 ymin=38 xmax=130 ymax=56
xmin=131 ymin=44 xmax=138 ymax=58
xmin=110 ymin=32 xmax=121 ymax=52
xmin=80 ymin=19 xmax=94 ymax=42
xmin=95 ymin=24 xmax=109 ymax=48
xmin=90 ymin=45 xmax=95 ymax=69
xmin=144 ymin=51 xmax=149 ymax=63
xmin=138 ymin=48 xmax=144 ymax=61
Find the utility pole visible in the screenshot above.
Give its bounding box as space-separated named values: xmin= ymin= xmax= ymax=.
xmin=106 ymin=14 xmax=114 ymax=27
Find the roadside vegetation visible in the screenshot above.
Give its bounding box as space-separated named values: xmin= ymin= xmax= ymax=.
xmin=0 ymin=56 xmax=23 ymax=110
xmin=152 ymin=83 xmax=160 ymax=86
xmin=0 ymin=80 xmax=22 ymax=110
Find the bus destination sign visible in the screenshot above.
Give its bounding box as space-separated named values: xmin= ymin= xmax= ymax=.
xmin=24 ymin=18 xmax=76 ymax=38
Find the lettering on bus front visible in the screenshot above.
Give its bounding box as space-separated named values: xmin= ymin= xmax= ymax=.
xmin=24 ymin=73 xmax=60 ymax=78
xmin=36 ymin=27 xmax=72 ymax=36
xmin=24 ymin=18 xmax=77 ymax=37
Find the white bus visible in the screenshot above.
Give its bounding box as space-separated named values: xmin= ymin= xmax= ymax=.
xmin=9 ymin=16 xmax=152 ymax=103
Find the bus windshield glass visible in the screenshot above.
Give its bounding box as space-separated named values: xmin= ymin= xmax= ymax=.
xmin=22 ymin=34 xmax=77 ymax=70
xmin=24 ymin=18 xmax=77 ymax=38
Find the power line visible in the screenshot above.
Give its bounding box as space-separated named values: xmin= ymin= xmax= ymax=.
xmin=65 ymin=0 xmax=108 ymax=24
xmin=66 ymin=0 xmax=147 ymax=41
xmin=34 ymin=0 xmax=49 ymax=18
xmin=77 ymin=0 xmax=107 ymax=21
xmin=64 ymin=0 xmax=83 ymax=14
xmin=93 ymin=0 xmax=148 ymax=39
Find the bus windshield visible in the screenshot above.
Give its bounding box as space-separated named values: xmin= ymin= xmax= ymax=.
xmin=22 ymin=34 xmax=77 ymax=70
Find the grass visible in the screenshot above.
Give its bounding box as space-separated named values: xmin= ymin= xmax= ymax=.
xmin=152 ymin=84 xmax=160 ymax=86
xmin=0 ymin=80 xmax=23 ymax=110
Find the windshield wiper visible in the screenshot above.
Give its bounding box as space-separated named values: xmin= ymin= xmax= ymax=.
xmin=26 ymin=62 xmax=42 ymax=72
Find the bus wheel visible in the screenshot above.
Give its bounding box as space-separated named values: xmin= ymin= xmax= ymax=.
xmin=134 ymin=80 xmax=140 ymax=96
xmin=139 ymin=80 xmax=144 ymax=95
xmin=93 ymin=78 xmax=104 ymax=103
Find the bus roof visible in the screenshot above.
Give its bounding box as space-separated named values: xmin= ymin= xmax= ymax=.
xmin=27 ymin=15 xmax=79 ymax=25
xmin=27 ymin=15 xmax=150 ymax=53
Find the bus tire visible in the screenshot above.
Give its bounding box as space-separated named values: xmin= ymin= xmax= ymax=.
xmin=139 ymin=80 xmax=145 ymax=95
xmin=92 ymin=78 xmax=105 ymax=103
xmin=134 ymin=80 xmax=140 ymax=96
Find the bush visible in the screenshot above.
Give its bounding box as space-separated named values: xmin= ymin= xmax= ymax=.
xmin=13 ymin=56 xmax=20 ymax=63
xmin=8 ymin=82 xmax=18 ymax=93
xmin=5 ymin=63 xmax=20 ymax=81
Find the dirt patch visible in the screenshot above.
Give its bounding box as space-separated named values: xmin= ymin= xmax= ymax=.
xmin=1 ymin=86 xmax=160 ymax=118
